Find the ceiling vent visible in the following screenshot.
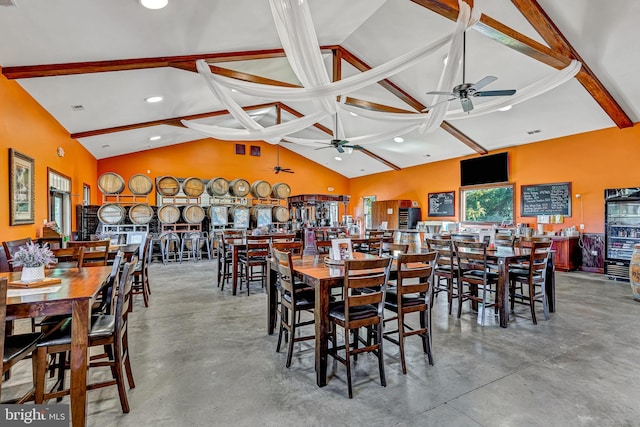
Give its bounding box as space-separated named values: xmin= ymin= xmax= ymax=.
xmin=0 ymin=0 xmax=18 ymax=7
xmin=71 ymin=105 xmax=85 ymax=111
xmin=526 ymin=129 xmax=542 ymax=135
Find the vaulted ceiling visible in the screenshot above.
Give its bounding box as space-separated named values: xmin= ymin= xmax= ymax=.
xmin=1 ymin=0 xmax=637 ymax=178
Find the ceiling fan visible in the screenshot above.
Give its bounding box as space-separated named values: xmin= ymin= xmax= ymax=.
xmin=273 ymin=145 xmax=294 ymax=174
xmin=425 ymin=31 xmax=516 ymax=113
xmin=314 ymin=113 xmax=363 ymax=154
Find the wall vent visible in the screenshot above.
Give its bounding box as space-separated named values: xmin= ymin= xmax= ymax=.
xmin=71 ymin=105 xmax=85 ymax=111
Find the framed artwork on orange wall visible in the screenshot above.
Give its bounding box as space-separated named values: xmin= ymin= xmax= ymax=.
xmin=9 ymin=148 xmax=35 ymax=225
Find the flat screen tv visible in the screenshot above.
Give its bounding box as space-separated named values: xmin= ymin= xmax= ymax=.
xmin=460 ymin=152 xmax=509 ymax=186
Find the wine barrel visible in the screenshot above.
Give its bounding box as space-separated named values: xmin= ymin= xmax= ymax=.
xmin=207 ymin=205 xmax=228 ymax=226
xmin=128 ymin=174 xmax=154 ymax=195
xmin=272 ymin=205 xmax=290 ymax=223
xmin=157 ymin=205 xmax=181 ymax=223
xmin=98 ymin=172 xmax=125 ymax=195
xmin=271 ymin=182 xmax=291 ymax=199
xmin=250 ymin=206 xmax=272 ymax=227
xmin=228 ymin=178 xmax=250 ymax=197
xmin=206 ymin=177 xmax=229 ymax=196
xmin=97 ymin=204 xmax=125 ymax=225
xmin=182 ymin=205 xmax=205 ymax=224
xmin=182 ymin=177 xmax=205 ymax=198
xmin=250 ymin=180 xmax=272 ymax=199
xmin=228 ymin=206 xmax=250 ymax=228
xmin=128 ymin=203 xmax=154 ymax=225
xmin=156 ymin=176 xmax=180 ymax=197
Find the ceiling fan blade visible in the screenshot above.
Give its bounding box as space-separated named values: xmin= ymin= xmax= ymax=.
xmin=470 ymin=76 xmax=497 ymax=91
xmin=421 ymin=97 xmax=457 ymax=112
xmin=460 ymin=97 xmax=474 ymax=112
xmin=314 ymin=145 xmax=332 ymax=151
xmin=427 ymin=90 xmax=456 ymax=96
xmin=474 ymin=89 xmax=516 ymax=97
xmin=282 ymin=169 xmax=295 ymax=174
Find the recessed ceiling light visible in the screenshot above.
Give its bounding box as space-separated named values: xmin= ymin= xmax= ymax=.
xmin=498 ymin=105 xmax=513 ymax=112
xmin=349 ymin=111 xmax=358 ymax=117
xmin=145 ymin=96 xmax=163 ymax=103
xmin=231 ymin=89 xmax=238 ymax=93
xmin=394 ymin=137 xmax=404 ymax=143
xmin=149 ymin=135 xmax=161 ymax=141
xmin=101 ymin=144 xmax=110 ymax=148
xmin=334 ymin=156 xmax=343 ymax=161
xmin=424 ymin=154 xmax=431 ymax=157
xmin=140 ymin=0 xmax=168 ymax=10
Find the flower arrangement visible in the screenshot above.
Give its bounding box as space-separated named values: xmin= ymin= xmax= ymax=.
xmin=10 ymin=242 xmax=56 ymax=268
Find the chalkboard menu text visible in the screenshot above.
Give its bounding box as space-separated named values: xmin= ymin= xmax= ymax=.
xmin=520 ymin=182 xmax=571 ymax=216
xmin=428 ymin=191 xmax=455 ymax=217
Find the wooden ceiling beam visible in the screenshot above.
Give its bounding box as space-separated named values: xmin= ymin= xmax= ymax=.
xmin=510 ymin=0 xmax=633 ymax=128
xmin=411 ymin=0 xmax=633 ymax=128
xmin=339 ymin=46 xmax=488 ymax=154
xmin=70 ymin=103 xmax=278 ymax=139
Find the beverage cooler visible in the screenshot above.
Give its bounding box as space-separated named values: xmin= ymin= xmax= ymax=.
xmin=605 ymin=188 xmax=640 ymax=280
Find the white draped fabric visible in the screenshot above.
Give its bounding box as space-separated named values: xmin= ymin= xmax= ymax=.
xmin=183 ymin=0 xmax=582 ymax=148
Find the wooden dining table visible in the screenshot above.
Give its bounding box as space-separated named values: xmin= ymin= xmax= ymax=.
xmin=266 ymin=252 xmax=378 ymax=387
xmin=2 ymin=266 xmax=112 ymax=427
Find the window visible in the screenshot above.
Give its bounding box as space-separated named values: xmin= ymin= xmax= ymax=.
xmin=83 ymin=183 xmax=91 ymax=205
xmin=363 ymin=196 xmax=376 ymax=230
xmin=48 ymin=169 xmax=72 ymax=236
xmin=461 ymin=183 xmax=514 ymax=224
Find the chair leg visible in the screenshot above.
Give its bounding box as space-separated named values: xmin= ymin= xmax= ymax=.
xmin=529 ymin=282 xmax=538 ymax=325
xmin=286 ymin=310 xmax=296 ymax=368
xmin=376 ymin=323 xmax=386 ymax=388
xmin=345 ymin=329 xmax=353 ymax=399
xmin=122 ymin=331 xmax=136 ymax=390
xmin=113 ymin=351 xmax=131 ymax=414
xmin=33 ymin=347 xmax=48 ymax=404
xmin=398 ymin=311 xmax=407 ymax=375
xmin=457 ymin=283 xmax=464 ymax=318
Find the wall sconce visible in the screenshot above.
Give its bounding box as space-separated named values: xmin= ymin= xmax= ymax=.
xmin=57 ymin=147 xmax=65 ymax=157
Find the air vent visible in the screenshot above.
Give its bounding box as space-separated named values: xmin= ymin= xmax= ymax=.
xmin=71 ymin=105 xmax=85 ymax=111
xmin=526 ymin=129 xmax=542 ymax=135
xmin=0 ymin=0 xmax=18 ymax=7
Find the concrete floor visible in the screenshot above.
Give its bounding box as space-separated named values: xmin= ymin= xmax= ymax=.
xmin=4 ymin=260 xmax=640 ymax=426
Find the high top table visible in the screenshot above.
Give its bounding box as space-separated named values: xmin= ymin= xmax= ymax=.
xmin=3 ymin=266 xmax=111 ymax=427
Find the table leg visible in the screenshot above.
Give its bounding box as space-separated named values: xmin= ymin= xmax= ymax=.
xmin=314 ymin=279 xmax=329 ymax=387
xmin=232 ymin=246 xmax=239 ymax=296
xmin=267 ymin=259 xmax=278 ymax=335
xmin=70 ymin=299 xmax=90 ymax=427
xmin=498 ymin=259 xmax=508 ymax=328
xmin=546 ymin=252 xmax=556 ymax=312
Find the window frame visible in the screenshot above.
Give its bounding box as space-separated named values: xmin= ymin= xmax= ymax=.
xmin=459 ymin=182 xmax=515 ymax=225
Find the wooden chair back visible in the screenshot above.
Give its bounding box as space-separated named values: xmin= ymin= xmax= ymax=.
xmin=67 ymin=240 xmax=110 ymax=266
xmin=97 ymin=250 xmax=124 ymax=315
xmin=315 ymin=239 xmax=332 ymax=255
xmin=114 ymin=257 xmax=137 ymax=369
xmin=3 ymin=238 xmax=34 ymax=271
xmin=385 ymin=243 xmax=409 ymax=257
xmin=519 ymin=240 xmax=552 ymax=283
xmin=271 ymin=240 xmax=303 ymax=259
xmin=426 ymin=238 xmax=455 ymax=272
xmin=272 ymin=248 xmax=296 ymax=295
xmin=342 ymin=257 xmax=392 ymax=329
xmin=494 ymin=234 xmax=516 ymax=248
xmin=367 ymin=237 xmax=383 ymax=256
xmin=395 ymin=252 xmax=436 ymax=299
xmin=52 ymin=246 xmax=85 ymax=269
xmin=366 ymin=230 xmax=385 ymax=239
xmin=453 ymin=240 xmax=491 ymax=285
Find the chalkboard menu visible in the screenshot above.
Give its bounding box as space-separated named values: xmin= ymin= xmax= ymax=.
xmin=428 ymin=191 xmax=455 ymax=217
xmin=520 ymin=182 xmax=571 ymax=216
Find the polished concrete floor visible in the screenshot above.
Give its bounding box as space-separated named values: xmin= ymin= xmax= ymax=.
xmin=4 ymin=260 xmax=640 ymax=426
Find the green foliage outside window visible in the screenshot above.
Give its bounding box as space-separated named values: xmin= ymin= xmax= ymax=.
xmin=463 ymin=185 xmax=513 ymax=223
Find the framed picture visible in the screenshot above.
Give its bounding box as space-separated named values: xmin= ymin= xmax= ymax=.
xmin=9 ymin=148 xmax=35 ymax=225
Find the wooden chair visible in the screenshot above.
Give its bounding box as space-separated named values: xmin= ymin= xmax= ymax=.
xmin=67 ymin=240 xmax=110 ymax=267
xmin=367 ymin=237 xmax=383 ymax=256
xmin=2 ymin=238 xmax=34 ymax=271
xmin=494 ymin=234 xmax=516 ymax=248
xmin=1 ymin=277 xmax=44 ymax=402
xmin=453 ymin=240 xmax=499 ymax=325
xmin=315 ymin=239 xmax=332 ymax=255
xmin=33 ymin=258 xmax=137 ymax=412
xmin=328 ymin=257 xmax=392 ymax=398
xmin=131 ymin=235 xmax=152 ymax=309
xmin=426 ymin=238 xmax=457 ymax=315
xmin=272 ymin=248 xmax=315 ymax=367
xmin=51 ymin=246 xmax=85 ymax=269
xmin=239 ymin=237 xmax=270 ymax=295
xmin=383 ymin=251 xmax=436 ymax=374
xmin=271 ymin=240 xmax=303 ymax=260
xmin=509 ymin=240 xmax=553 ymax=324
xmin=383 ymin=242 xmax=409 ymax=257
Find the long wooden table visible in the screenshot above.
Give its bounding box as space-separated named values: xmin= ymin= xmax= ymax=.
xmin=3 ymin=266 xmax=111 ymax=427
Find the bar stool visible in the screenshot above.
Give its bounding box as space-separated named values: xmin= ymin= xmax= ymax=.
xmin=160 ymin=232 xmax=181 ymax=264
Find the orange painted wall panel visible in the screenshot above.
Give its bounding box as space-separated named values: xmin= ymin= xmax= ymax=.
xmin=351 ymin=124 xmax=640 ymax=234
xmin=97 ymin=140 xmax=350 ymax=204
xmin=0 ymin=69 xmax=98 ymax=242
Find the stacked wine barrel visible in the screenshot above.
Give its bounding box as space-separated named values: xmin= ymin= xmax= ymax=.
xmin=97 ymin=172 xmax=157 ymax=231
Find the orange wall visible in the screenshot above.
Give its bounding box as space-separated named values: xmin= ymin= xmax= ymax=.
xmin=97 ymin=139 xmax=350 ymax=204
xmin=0 ymin=68 xmax=98 ymax=241
xmin=350 ymin=124 xmax=640 ymax=234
